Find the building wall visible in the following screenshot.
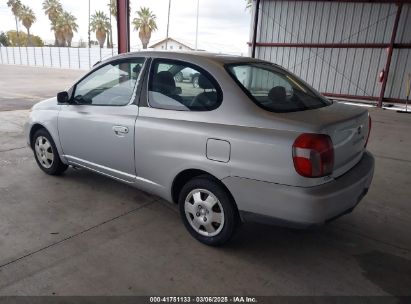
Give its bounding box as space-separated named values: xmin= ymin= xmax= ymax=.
xmin=151 ymin=40 xmax=192 ymax=51
xmin=252 ymin=0 xmax=411 ymax=102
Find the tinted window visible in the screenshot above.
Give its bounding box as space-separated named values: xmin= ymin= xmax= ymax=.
xmin=73 ymin=59 xmax=145 ymax=106
xmin=227 ymin=63 xmax=331 ymax=113
xmin=148 ymin=60 xmax=222 ymax=111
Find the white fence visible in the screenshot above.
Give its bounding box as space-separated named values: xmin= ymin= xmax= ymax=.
xmin=0 ymin=46 xmax=124 ymax=70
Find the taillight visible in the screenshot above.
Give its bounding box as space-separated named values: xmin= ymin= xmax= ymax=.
xmin=365 ymin=115 xmax=372 ymax=148
xmin=292 ymin=133 xmax=334 ymax=178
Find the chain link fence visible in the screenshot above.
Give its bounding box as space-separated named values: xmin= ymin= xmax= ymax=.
xmin=0 ymin=46 xmax=128 ymax=70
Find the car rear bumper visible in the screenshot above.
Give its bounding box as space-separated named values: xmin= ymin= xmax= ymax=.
xmin=222 ymin=151 xmax=375 ymax=227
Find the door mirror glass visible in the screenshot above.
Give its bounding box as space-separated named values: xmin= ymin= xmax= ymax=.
xmin=57 ymin=91 xmax=69 ymax=104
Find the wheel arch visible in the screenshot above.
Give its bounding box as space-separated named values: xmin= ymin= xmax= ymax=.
xmin=29 ymin=123 xmax=48 ymax=148
xmin=171 ymin=169 xmax=240 ymax=218
xmin=29 ymin=123 xmax=67 ymax=164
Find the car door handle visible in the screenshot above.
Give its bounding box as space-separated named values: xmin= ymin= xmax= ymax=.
xmin=112 ymin=126 xmax=129 ymax=136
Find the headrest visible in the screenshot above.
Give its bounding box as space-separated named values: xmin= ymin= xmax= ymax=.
xmin=153 ymin=71 xmax=176 ymax=94
xmin=133 ymin=65 xmax=142 ymax=74
xmin=268 ymin=86 xmax=287 ymax=102
xmin=198 ymin=74 xmax=214 ymax=90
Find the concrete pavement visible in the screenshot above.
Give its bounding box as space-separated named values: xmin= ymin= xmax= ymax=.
xmin=0 ymin=65 xmax=84 ymax=111
xmin=0 ymin=65 xmax=410 ymax=296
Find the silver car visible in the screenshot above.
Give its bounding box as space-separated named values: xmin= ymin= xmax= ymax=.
xmin=25 ymin=51 xmax=374 ymax=246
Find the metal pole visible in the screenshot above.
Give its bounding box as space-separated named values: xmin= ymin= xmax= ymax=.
xmin=15 ymin=17 xmax=22 ymax=63
xmin=251 ymin=0 xmax=261 ymax=58
xmin=116 ymin=0 xmax=130 ymax=53
xmin=109 ymin=0 xmax=113 ymax=55
xmin=195 ymin=0 xmax=199 ymax=50
xmin=26 ymin=46 xmax=29 ymax=65
xmin=78 ymin=47 xmax=81 ymax=69
xmin=88 ymin=0 xmax=91 ymax=48
xmin=50 ymin=47 xmax=53 ymax=67
xmin=41 ymin=47 xmax=44 ymax=67
xmin=165 ymin=0 xmax=171 ymax=50
xmin=378 ymin=3 xmax=403 ymax=108
xmin=58 ymin=47 xmax=61 ymax=68
xmin=6 ymin=47 xmax=9 ymax=64
xmin=68 ymin=47 xmax=71 ymax=68
xmin=406 ymin=73 xmax=410 ymax=112
xmin=33 ymin=47 xmax=37 ymax=66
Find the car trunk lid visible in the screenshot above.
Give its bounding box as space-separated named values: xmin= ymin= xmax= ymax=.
xmin=283 ymin=102 xmax=369 ymax=178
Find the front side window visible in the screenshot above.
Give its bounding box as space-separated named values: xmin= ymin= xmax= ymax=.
xmin=226 ymin=63 xmax=331 ymax=113
xmin=148 ymin=60 xmax=222 ymax=111
xmin=73 ymin=58 xmax=145 ymax=106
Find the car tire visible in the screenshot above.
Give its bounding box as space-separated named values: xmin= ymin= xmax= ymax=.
xmin=174 ymin=72 xmax=183 ymax=82
xmin=179 ymin=176 xmax=238 ymax=246
xmin=32 ymin=128 xmax=68 ymax=175
xmin=192 ymin=75 xmax=200 ymax=88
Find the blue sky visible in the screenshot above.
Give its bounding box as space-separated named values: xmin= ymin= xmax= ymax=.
xmin=0 ymin=0 xmax=252 ymax=55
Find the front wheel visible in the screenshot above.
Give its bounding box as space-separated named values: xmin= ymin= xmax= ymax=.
xmin=192 ymin=75 xmax=200 ymax=88
xmin=33 ymin=129 xmax=68 ymax=175
xmin=179 ymin=176 xmax=238 ymax=246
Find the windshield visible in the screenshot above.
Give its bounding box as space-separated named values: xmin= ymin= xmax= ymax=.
xmin=226 ymin=63 xmax=332 ymax=113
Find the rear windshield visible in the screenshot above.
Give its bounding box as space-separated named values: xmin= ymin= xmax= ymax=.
xmin=226 ymin=63 xmax=332 ymax=113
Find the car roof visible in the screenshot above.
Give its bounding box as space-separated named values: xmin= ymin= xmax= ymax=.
xmin=110 ymin=50 xmax=264 ymax=65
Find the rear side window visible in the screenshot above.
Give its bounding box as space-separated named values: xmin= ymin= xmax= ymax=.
xmin=148 ymin=60 xmax=222 ymax=111
xmin=226 ymin=63 xmax=331 ymax=113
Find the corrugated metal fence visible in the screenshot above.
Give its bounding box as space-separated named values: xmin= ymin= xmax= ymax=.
xmin=0 ymin=47 xmax=120 ymax=70
xmin=251 ymin=0 xmax=411 ymax=106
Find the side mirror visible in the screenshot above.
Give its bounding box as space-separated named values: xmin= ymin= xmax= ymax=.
xmin=57 ymin=91 xmax=69 ymax=104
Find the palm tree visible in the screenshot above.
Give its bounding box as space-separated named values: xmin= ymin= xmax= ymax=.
xmin=108 ymin=0 xmax=117 ymax=20
xmin=19 ymin=5 xmax=36 ymax=46
xmin=90 ymin=11 xmax=110 ymax=48
xmin=246 ymin=0 xmax=253 ymax=9
xmin=51 ymin=22 xmax=65 ymax=47
xmin=42 ymin=0 xmax=63 ymax=46
xmin=57 ymin=11 xmax=78 ymax=47
xmin=107 ymin=0 xmax=131 ymax=48
xmin=6 ymin=0 xmax=22 ymax=47
xmin=132 ymin=7 xmax=157 ymax=49
xmin=108 ymin=0 xmax=131 ymax=20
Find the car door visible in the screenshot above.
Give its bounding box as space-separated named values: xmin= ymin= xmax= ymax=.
xmin=58 ymin=57 xmax=146 ymax=183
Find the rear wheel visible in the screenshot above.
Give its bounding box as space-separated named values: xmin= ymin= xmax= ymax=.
xmin=33 ymin=129 xmax=68 ymax=175
xmin=179 ymin=176 xmax=238 ymax=246
xmin=174 ymin=72 xmax=183 ymax=82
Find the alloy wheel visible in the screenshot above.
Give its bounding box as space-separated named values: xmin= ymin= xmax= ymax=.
xmin=35 ymin=136 xmax=54 ymax=169
xmin=184 ymin=188 xmax=225 ymax=237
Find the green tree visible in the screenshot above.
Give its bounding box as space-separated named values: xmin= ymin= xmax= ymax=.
xmin=132 ymin=7 xmax=157 ymax=49
xmin=19 ymin=5 xmax=36 ymax=46
xmin=0 ymin=32 xmax=10 ymax=46
xmin=7 ymin=30 xmax=44 ymax=47
xmin=42 ymin=0 xmax=63 ymax=46
xmin=6 ymin=0 xmax=22 ymax=47
xmin=90 ymin=11 xmax=111 ymax=48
